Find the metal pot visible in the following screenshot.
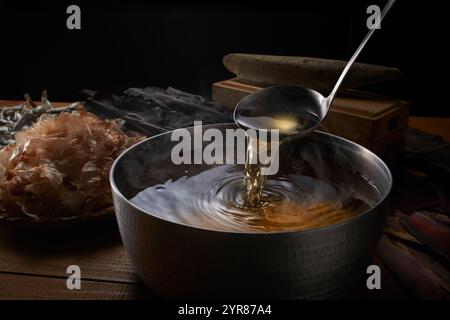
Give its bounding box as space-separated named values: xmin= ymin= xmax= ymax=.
xmin=110 ymin=124 xmax=392 ymax=299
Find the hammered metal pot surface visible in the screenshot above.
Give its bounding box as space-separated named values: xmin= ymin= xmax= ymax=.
xmin=110 ymin=124 xmax=392 ymax=299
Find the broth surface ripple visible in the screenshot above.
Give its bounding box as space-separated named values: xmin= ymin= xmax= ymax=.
xmin=130 ymin=164 xmax=378 ymax=232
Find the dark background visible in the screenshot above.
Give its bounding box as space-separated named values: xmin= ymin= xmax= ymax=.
xmin=0 ymin=0 xmax=447 ymax=116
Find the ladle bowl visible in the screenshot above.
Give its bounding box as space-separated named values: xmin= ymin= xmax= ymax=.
xmin=234 ymin=0 xmax=397 ymax=141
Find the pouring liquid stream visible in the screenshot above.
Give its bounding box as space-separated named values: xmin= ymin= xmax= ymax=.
xmin=241 ymin=113 xmax=319 ymax=208
xmin=236 ymin=0 xmax=397 ymax=209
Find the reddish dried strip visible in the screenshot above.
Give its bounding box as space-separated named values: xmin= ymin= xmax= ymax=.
xmin=377 ymin=236 xmax=444 ymax=300
xmin=384 ymin=212 xmax=421 ymax=245
xmin=400 ymin=212 xmax=450 ymax=262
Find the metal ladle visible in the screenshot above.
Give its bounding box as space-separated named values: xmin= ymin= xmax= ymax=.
xmin=234 ymin=0 xmax=397 ymax=141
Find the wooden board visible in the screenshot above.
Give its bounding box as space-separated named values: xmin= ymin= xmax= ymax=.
xmin=0 ymin=221 xmax=155 ymax=299
xmin=213 ymin=79 xmax=404 ymax=118
xmin=0 ymin=273 xmax=152 ymax=300
xmin=0 ymin=222 xmax=137 ymax=283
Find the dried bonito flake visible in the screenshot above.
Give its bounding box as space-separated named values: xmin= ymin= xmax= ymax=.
xmin=0 ymin=110 xmax=143 ymax=220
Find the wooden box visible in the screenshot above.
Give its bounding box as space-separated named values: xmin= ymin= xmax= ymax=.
xmin=213 ymin=78 xmax=409 ymax=162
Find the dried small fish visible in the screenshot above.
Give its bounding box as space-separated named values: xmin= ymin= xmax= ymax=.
xmin=46 ymin=102 xmax=81 ymax=114
xmin=24 ymin=93 xmax=37 ymax=108
xmin=0 ymin=91 xmax=82 ymax=147
xmin=0 ymin=118 xmax=13 ymax=125
xmin=13 ymin=109 xmax=35 ymax=132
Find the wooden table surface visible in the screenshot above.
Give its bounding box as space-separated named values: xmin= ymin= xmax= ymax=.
xmin=0 ymin=100 xmax=448 ymax=299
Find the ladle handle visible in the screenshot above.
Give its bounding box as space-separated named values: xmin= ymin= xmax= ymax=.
xmin=327 ymin=0 xmax=397 ymax=106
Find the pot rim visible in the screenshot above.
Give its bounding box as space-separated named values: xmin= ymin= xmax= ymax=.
xmin=110 ymin=123 xmax=392 ymax=236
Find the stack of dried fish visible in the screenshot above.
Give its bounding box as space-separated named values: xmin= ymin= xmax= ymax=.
xmin=378 ymin=130 xmax=450 ymax=299
xmin=1 ymin=88 xmax=233 ymax=148
xmin=83 ymin=87 xmax=233 ymax=136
